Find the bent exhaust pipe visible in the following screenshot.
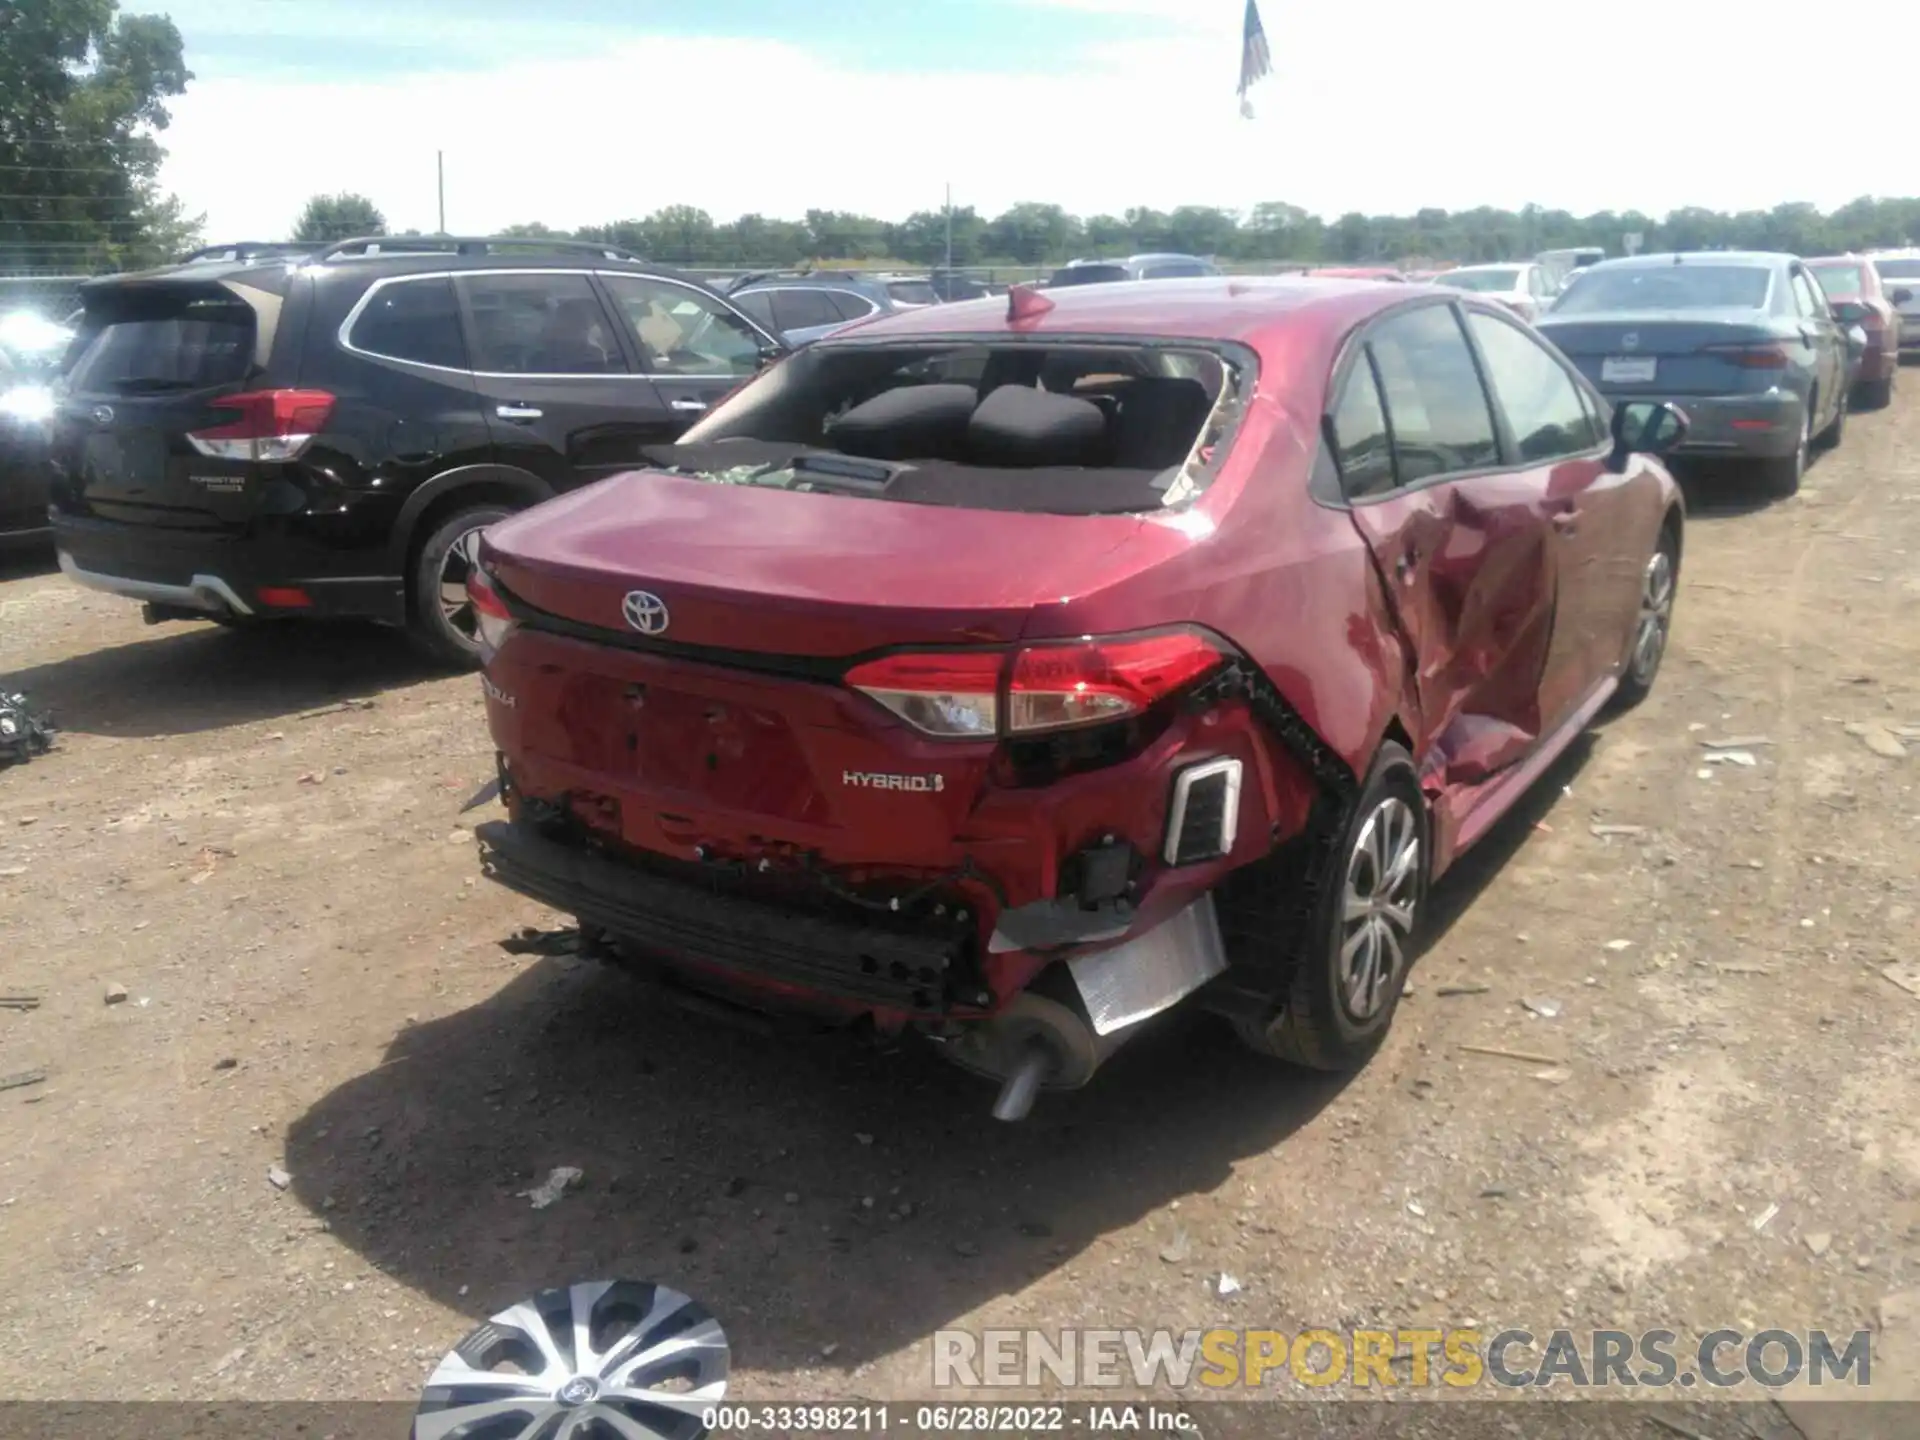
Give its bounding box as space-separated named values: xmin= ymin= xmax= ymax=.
xmin=990 ymin=1042 xmax=1055 ymax=1124
xmin=952 ymin=897 xmax=1231 ymax=1122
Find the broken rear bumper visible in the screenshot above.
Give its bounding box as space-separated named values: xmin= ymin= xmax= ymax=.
xmin=476 ymin=819 xmax=983 ymax=1017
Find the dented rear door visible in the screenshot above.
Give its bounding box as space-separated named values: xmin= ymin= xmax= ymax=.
xmin=1332 ymin=302 xmax=1560 ymax=785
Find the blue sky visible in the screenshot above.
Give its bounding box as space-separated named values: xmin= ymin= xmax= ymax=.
xmin=150 ymin=0 xmax=1909 ymax=243
xmin=160 ymin=0 xmax=1180 ymax=80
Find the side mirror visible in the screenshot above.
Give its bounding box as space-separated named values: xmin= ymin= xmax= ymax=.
xmin=756 ymin=341 xmax=788 ymax=368
xmin=1893 ymin=288 xmax=1915 ymax=306
xmin=1830 ymin=300 xmax=1870 ymax=326
xmin=1610 ymin=399 xmax=1688 ymax=463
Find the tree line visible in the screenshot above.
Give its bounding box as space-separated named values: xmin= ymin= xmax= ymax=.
xmin=293 ymin=195 xmax=1920 ymax=271
xmin=0 ymin=0 xmax=202 ymax=272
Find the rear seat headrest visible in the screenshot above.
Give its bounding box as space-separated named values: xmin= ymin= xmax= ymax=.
xmin=824 ymin=382 xmax=978 ymax=460
xmin=968 ymin=384 xmax=1109 ymax=468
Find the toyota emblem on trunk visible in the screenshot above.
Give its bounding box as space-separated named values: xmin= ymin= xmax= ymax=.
xmin=622 ymin=590 xmax=670 ymax=635
xmin=90 ymin=404 xmax=114 ymax=425
xmin=1621 ymin=333 xmax=1639 ymax=350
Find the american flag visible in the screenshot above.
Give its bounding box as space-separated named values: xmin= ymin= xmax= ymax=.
xmin=1238 ymin=0 xmax=1272 ymax=117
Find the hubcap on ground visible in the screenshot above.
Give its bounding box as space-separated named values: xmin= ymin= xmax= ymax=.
xmin=1631 ymin=546 xmax=1676 ymax=683
xmin=413 ymin=1280 xmax=730 ymax=1440
xmin=1338 ymin=796 xmax=1420 ymax=1021
xmin=437 ymin=526 xmax=487 ymax=641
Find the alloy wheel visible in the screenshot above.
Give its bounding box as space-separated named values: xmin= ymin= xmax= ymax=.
xmin=437 ymin=525 xmax=488 ymax=643
xmin=413 ymin=1280 xmax=729 ymax=1440
xmin=1337 ymin=796 xmax=1421 ymax=1022
xmin=1629 ymin=545 xmax=1676 ymax=685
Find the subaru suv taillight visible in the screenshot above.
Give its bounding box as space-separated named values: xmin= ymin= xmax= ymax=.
xmin=186 ymin=389 xmax=335 ymax=461
xmin=466 ymin=562 xmax=518 ymax=662
xmin=845 ymin=627 xmax=1230 ymax=739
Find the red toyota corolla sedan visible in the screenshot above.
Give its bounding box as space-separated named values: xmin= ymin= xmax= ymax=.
xmin=466 ymin=277 xmax=1688 ymax=1120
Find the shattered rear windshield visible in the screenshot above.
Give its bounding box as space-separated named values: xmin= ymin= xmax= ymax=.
xmin=649 ymin=339 xmax=1251 ymax=517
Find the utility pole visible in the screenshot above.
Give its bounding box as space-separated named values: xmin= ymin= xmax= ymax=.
xmin=944 ymin=183 xmax=953 ymax=273
xmin=437 ymin=151 xmax=446 ymax=234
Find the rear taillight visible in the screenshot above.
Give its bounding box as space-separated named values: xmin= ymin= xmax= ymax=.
xmin=186 ymin=389 xmax=335 ymax=461
xmin=845 ymin=627 xmax=1229 ymax=740
xmin=1701 ymin=343 xmax=1790 ymax=370
xmin=467 ymin=562 xmax=517 ymax=662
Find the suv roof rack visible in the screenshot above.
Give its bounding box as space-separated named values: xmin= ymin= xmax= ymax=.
xmin=313 ymin=234 xmax=644 ymax=263
xmin=177 ymin=241 xmax=323 ymax=264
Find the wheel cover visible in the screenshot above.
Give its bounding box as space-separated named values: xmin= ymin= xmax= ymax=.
xmin=1337 ymin=796 xmax=1421 ymax=1022
xmin=413 ymin=1280 xmax=729 ymax=1440
xmin=437 ymin=525 xmax=488 ymax=642
xmin=1630 ymin=545 xmax=1676 ymax=683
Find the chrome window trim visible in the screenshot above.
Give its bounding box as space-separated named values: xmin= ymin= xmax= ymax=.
xmin=336 ymin=268 xmax=774 ymax=381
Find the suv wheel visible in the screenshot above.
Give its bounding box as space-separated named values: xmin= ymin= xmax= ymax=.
xmin=410 ymin=505 xmax=513 ymax=667
xmin=1231 ymin=742 xmax=1428 ymax=1071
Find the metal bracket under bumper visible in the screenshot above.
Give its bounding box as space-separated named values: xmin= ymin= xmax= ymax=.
xmin=57 ymin=551 xmax=254 ymax=616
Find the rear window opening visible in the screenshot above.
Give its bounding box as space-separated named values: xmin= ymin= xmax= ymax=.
xmin=1875 ymin=258 xmax=1920 ymax=281
xmin=66 ymin=289 xmax=258 ymax=395
xmin=650 ymin=340 xmax=1250 ymax=516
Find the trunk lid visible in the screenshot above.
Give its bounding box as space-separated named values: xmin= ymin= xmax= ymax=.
xmin=49 ymin=277 xmax=284 ymax=532
xmin=1537 ymin=309 xmax=1784 ymax=395
xmin=482 ymin=467 xmax=1160 ymax=657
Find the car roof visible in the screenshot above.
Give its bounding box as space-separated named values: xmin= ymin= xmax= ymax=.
xmin=807 ymin=274 xmax=1421 ymax=348
xmin=1444 ymin=261 xmax=1524 ymax=272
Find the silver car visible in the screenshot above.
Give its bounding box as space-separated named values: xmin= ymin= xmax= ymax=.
xmin=1867 ymin=250 xmax=1920 ymax=355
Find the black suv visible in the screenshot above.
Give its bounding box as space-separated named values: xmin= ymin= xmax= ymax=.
xmin=48 ymin=236 xmax=786 ymax=663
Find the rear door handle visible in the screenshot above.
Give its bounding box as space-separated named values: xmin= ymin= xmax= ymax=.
xmin=668 ymin=399 xmax=708 ymax=414
xmin=1552 ymin=510 xmax=1580 ymax=534
xmin=495 ymin=404 xmax=543 ymax=422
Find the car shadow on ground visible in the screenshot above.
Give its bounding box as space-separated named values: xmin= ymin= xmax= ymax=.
xmin=3 ymin=621 xmax=447 ymax=738
xmin=288 ymin=952 xmax=1350 ymax=1375
xmin=0 ymin=546 xmax=56 ymax=582
xmin=1422 ymin=730 xmax=1596 ymax=949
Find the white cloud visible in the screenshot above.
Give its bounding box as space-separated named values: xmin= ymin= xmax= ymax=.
xmin=158 ymin=0 xmax=1911 ymax=243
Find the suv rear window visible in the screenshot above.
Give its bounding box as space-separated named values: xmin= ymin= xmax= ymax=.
xmin=66 ymin=292 xmax=255 ymax=395
xmin=1875 ymin=258 xmax=1920 ymax=280
xmin=650 ymin=339 xmax=1249 ymax=517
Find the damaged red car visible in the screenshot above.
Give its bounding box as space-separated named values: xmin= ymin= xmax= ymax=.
xmin=468 ymin=277 xmax=1688 ymax=1120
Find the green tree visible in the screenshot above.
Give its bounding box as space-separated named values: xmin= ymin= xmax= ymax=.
xmin=0 ymin=0 xmax=194 ymax=271
xmin=291 ymin=192 xmax=387 ymax=243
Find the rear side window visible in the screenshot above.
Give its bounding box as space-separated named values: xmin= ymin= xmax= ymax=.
xmin=67 ymin=293 xmax=255 ymax=395
xmin=1465 ymin=310 xmax=1602 ymax=461
xmin=460 ymin=272 xmax=623 ymax=375
xmin=1329 ymin=354 xmax=1395 ymax=499
xmin=348 ymin=277 xmax=468 ymax=370
xmin=825 ymin=291 xmax=880 ymax=321
xmin=770 ymin=290 xmax=843 ymax=332
xmin=1366 ymin=304 xmax=1501 ymax=483
xmin=1874 ymin=258 xmax=1920 ymax=280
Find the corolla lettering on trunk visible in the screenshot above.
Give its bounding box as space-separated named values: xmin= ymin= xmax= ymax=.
xmin=480 ymin=676 xmax=516 ymax=708
xmin=843 ymin=770 xmax=946 ymax=793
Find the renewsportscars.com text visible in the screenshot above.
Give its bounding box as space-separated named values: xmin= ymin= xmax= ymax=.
xmin=932 ymin=1327 xmax=1872 ymax=1390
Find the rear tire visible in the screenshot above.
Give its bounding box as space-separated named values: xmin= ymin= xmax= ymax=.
xmin=1609 ymin=523 xmax=1679 ymax=713
xmin=1816 ymin=385 xmax=1847 ymax=449
xmin=408 ymin=504 xmax=513 ymax=669
xmin=1230 ymin=742 xmax=1428 ymax=1072
xmin=1856 ymin=375 xmax=1894 ymax=411
xmin=1759 ymin=407 xmax=1809 ymax=498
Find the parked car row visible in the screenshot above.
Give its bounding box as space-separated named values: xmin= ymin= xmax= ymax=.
xmin=11 ymin=235 xmax=1903 ymax=1119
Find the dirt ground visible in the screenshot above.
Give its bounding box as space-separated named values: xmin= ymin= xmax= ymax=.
xmin=2 ymin=386 xmax=1918 ymax=1422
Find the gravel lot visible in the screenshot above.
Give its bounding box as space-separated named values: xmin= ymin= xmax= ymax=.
xmin=2 ymin=385 xmax=1918 ymax=1422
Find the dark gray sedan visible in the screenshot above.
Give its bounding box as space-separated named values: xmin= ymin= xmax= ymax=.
xmin=1537 ymin=252 xmax=1850 ymax=497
